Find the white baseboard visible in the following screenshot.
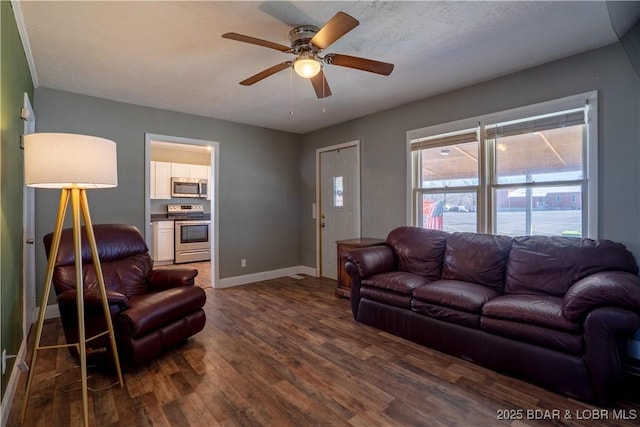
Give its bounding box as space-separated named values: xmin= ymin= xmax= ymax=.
xmin=297 ymin=265 xmax=317 ymax=277
xmin=45 ymin=303 xmax=60 ymax=319
xmin=32 ymin=303 xmax=60 ymax=320
xmin=216 ymin=265 xmax=317 ymax=289
xmin=1 ymin=338 xmax=27 ymax=427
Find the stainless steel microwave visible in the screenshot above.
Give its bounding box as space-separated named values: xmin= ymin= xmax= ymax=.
xmin=171 ymin=177 xmax=207 ymax=198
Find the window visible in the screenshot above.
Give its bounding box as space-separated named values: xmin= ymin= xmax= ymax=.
xmin=408 ymin=93 xmax=596 ymax=238
xmin=333 ymin=176 xmax=344 ymax=207
xmin=411 ymin=129 xmax=479 ymax=232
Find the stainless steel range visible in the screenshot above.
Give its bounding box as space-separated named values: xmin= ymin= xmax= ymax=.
xmin=168 ymin=204 xmax=211 ymax=264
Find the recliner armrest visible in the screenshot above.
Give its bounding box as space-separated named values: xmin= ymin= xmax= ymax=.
xmin=562 ymin=271 xmax=640 ymax=321
xmin=342 ymin=245 xmax=395 ymax=279
xmin=57 ymin=289 xmax=128 ymax=309
xmin=147 ymin=268 xmax=198 ymax=292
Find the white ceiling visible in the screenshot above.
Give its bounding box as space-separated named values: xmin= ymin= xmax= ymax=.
xmin=15 ymin=1 xmax=636 ymax=134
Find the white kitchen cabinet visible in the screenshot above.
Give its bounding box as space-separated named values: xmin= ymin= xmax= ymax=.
xmin=171 ymin=162 xmax=190 ymax=178
xmin=150 ymin=161 xmax=171 ymax=200
xmin=155 ymin=162 xmax=172 ymax=199
xmin=189 ymin=164 xmax=209 ymax=180
xmin=171 ymin=162 xmax=209 ymax=180
xmin=152 ymin=220 xmax=174 ymax=263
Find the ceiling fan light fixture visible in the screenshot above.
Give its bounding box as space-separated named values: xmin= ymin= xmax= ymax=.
xmin=293 ymin=53 xmax=322 ymax=78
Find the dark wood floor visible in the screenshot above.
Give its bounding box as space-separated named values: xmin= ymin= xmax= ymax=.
xmin=8 ymin=274 xmax=640 ymax=426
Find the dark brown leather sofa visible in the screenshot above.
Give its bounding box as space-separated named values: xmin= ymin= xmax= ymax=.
xmin=343 ymin=226 xmax=640 ymax=404
xmin=44 ymin=224 xmax=206 ymax=367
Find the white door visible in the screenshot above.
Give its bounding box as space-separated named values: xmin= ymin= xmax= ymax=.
xmin=320 ymin=145 xmax=360 ymax=279
xmin=22 ymin=93 xmax=36 ymax=334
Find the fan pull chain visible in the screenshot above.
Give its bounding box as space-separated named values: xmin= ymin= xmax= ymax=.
xmin=289 ymin=66 xmax=294 ymax=116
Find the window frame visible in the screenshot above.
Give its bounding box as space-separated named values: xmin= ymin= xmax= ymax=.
xmin=406 ymin=91 xmax=598 ymax=238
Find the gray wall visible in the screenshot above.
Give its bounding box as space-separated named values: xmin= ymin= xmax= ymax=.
xmin=1 ymin=0 xmax=34 ymax=397
xmin=300 ymin=42 xmax=640 ymax=267
xmin=33 ymin=88 xmax=301 ymax=304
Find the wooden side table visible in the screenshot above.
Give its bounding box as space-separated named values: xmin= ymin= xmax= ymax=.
xmin=335 ymin=237 xmax=385 ymax=298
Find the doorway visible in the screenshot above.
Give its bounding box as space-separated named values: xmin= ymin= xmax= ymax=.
xmin=316 ymin=141 xmax=361 ymax=280
xmin=144 ymin=133 xmax=220 ymax=286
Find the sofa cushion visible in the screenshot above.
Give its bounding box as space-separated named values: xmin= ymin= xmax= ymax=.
xmin=361 ymin=271 xmax=430 ymax=309
xmin=386 ymin=227 xmax=449 ymax=280
xmin=360 ymin=286 xmax=413 ymax=309
xmin=482 ymin=295 xmax=584 ymax=356
xmin=505 ymin=236 xmax=638 ymax=296
xmin=411 ymin=280 xmax=500 ymax=328
xmin=362 ymin=271 xmax=430 ymax=295
xmin=442 ymin=233 xmax=512 ymax=290
xmin=413 ymin=280 xmax=501 ymax=313
xmin=483 ymin=294 xmax=581 ymax=333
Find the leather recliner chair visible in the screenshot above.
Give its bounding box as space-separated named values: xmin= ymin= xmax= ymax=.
xmin=44 ymin=224 xmax=206 ymax=367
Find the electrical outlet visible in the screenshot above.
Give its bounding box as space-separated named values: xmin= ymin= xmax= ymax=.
xmin=241 ymin=259 xmax=247 ymax=268
xmin=2 ymin=349 xmax=6 ymax=374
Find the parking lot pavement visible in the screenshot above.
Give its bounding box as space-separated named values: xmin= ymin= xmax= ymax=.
xmin=440 ymin=210 xmax=582 ymax=236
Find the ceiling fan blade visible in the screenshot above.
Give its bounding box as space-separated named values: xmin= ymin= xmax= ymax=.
xmin=310 ymin=12 xmax=359 ymax=50
xmin=310 ymin=69 xmax=332 ymax=98
xmin=239 ymin=62 xmax=292 ymax=86
xmin=324 ymin=53 xmax=394 ymax=76
xmin=222 ymin=32 xmax=291 ymax=53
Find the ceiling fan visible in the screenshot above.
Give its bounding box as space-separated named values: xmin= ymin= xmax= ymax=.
xmin=222 ymin=12 xmax=394 ymax=98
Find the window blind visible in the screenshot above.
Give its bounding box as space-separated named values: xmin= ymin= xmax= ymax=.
xmin=485 ymin=110 xmax=585 ymax=139
xmin=410 ymin=130 xmax=478 ymax=151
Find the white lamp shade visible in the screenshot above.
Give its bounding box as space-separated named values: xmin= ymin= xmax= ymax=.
xmin=24 ymin=133 xmax=118 ymax=189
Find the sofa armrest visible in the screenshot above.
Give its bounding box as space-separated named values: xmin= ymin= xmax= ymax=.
xmin=57 ymin=289 xmax=128 ymax=309
xmin=343 ymin=245 xmax=395 ymax=320
xmin=147 ymin=268 xmax=198 ymax=292
xmin=342 ymin=245 xmax=395 ymax=279
xmin=583 ymin=307 xmax=640 ymax=404
xmin=562 ymin=271 xmax=640 ymax=321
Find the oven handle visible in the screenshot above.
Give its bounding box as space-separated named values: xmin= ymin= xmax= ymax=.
xmin=178 ymin=250 xmax=210 ymax=256
xmin=174 ymin=220 xmax=211 ymax=226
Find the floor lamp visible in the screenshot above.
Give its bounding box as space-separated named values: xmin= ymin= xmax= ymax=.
xmin=20 ymin=133 xmax=124 ymax=427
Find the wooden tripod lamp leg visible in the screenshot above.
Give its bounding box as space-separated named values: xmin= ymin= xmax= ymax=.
xmin=79 ymin=189 xmax=124 ymax=386
xmin=70 ymin=188 xmax=90 ymax=427
xmin=20 ymin=189 xmax=70 ymax=423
